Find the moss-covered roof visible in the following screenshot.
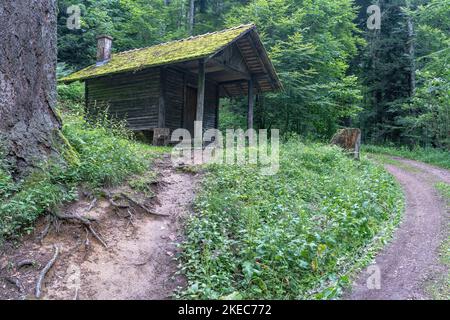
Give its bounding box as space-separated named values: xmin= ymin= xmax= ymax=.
xmin=61 ymin=24 xmax=255 ymax=83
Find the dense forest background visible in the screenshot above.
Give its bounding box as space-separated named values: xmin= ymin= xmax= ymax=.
xmin=57 ymin=0 xmax=449 ymax=149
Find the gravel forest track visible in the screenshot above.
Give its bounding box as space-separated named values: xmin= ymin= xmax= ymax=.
xmin=348 ymin=157 xmax=449 ymax=300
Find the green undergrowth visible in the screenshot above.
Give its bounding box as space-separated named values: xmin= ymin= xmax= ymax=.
xmin=177 ymin=140 xmax=404 ymax=299
xmin=0 ymin=93 xmax=164 ymax=243
xmin=128 ymin=171 xmax=159 ymax=197
xmin=363 ymin=145 xmax=450 ymax=170
xmin=425 ymin=182 xmax=450 ymax=300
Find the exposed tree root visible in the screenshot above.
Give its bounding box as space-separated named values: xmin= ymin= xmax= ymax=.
xmin=110 ymin=197 xmax=130 ymax=209
xmin=125 ymin=209 xmax=136 ymax=228
xmin=52 ymin=212 xmax=107 ymax=248
xmin=35 ymin=245 xmax=59 ymax=299
xmin=37 ymin=215 xmax=52 ymax=242
xmin=119 ymin=192 xmax=168 ymax=217
xmin=87 ymin=198 xmax=97 ymax=212
xmin=87 ymin=225 xmax=108 ymax=248
xmin=16 ymin=260 xmax=35 ymax=269
xmin=84 ymin=227 xmax=90 ymax=248
xmin=54 ymin=212 xmax=96 ymax=225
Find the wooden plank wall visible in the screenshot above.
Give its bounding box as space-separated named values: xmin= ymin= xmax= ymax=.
xmin=86 ymin=66 xmax=219 ymax=133
xmin=86 ymin=68 xmax=161 ymax=131
xmin=184 ymin=70 xmax=218 ymax=131
xmin=204 ymin=81 xmax=218 ymax=131
xmin=164 ymin=68 xmax=185 ymax=130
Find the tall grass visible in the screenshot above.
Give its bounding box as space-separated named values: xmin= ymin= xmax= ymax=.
xmin=0 ymin=84 xmax=159 ymax=242
xmin=178 ymin=141 xmax=404 ymax=299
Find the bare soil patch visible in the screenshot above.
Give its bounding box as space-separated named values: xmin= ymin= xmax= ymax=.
xmin=0 ymin=156 xmax=199 ymax=300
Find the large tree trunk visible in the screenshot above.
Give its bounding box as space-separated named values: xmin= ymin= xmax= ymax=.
xmin=406 ymin=7 xmax=416 ymax=97
xmin=0 ymin=0 xmax=60 ymax=177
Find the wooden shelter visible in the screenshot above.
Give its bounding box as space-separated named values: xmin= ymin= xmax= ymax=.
xmin=61 ymin=24 xmax=282 ymax=144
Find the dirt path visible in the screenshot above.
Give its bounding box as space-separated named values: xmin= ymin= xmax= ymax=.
xmin=348 ymin=157 xmax=449 ymax=300
xmin=0 ymin=156 xmax=199 ymax=300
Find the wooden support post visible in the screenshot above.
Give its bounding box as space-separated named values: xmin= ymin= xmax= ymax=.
xmin=85 ymin=80 xmax=89 ymax=113
xmin=196 ymin=59 xmax=206 ymax=124
xmin=247 ymin=77 xmax=254 ymax=130
xmin=158 ymin=67 xmax=166 ymax=128
xmin=194 ymin=59 xmax=206 ymax=151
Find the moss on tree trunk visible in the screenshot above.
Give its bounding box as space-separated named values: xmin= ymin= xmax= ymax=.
xmin=0 ymin=1 xmax=61 ymax=177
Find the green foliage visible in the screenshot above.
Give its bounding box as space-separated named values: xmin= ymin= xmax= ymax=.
xmin=363 ymin=144 xmax=450 ymax=169
xmin=399 ymin=0 xmax=450 ymax=149
xmin=357 ymin=0 xmax=449 ymax=149
xmin=356 ymin=0 xmax=413 ymax=143
xmin=0 ymin=160 xmax=79 ymax=242
xmin=436 ymin=183 xmax=450 ymax=201
xmin=225 ymin=0 xmax=363 ymax=138
xmin=426 ymin=182 xmax=449 ymax=300
xmin=62 ymin=112 xmax=152 ymax=188
xmin=218 ymin=99 xmax=248 ymax=131
xmin=128 ymin=171 xmax=158 ymax=197
xmin=177 ymin=141 xmax=404 ymax=299
xmin=58 ymin=0 xmax=363 ymax=139
xmin=58 ymin=82 xmax=84 ymax=105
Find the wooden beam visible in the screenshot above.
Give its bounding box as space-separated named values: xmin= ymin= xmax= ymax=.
xmin=221 ymin=85 xmax=232 ymax=98
xmin=248 ymin=77 xmax=254 ymax=130
xmin=211 ymin=58 xmax=251 ymax=80
xmin=218 ymin=74 xmax=267 ymax=86
xmin=170 ymin=65 xmax=219 ymax=87
xmin=190 ymin=65 xmax=224 ymax=74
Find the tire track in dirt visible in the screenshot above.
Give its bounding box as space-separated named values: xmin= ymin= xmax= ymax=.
xmin=348 ymin=158 xmax=449 ymax=300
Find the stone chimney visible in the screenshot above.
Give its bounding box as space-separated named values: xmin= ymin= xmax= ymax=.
xmin=96 ymin=35 xmax=113 ymax=66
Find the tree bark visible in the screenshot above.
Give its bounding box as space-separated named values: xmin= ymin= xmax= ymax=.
xmin=407 ymin=11 xmax=416 ymax=97
xmin=0 ymin=1 xmax=60 ymax=177
xmin=188 ymin=0 xmax=195 ymax=35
